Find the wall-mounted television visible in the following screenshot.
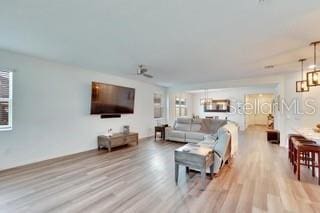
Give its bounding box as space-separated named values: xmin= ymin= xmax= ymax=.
xmin=90 ymin=82 xmax=135 ymax=115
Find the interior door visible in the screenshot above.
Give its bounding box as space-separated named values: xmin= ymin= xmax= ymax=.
xmin=245 ymin=94 xmax=274 ymax=127
xmin=245 ymin=96 xmax=255 ymax=127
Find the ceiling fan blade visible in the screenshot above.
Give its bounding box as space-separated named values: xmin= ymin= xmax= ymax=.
xmin=143 ymin=73 xmax=153 ymax=78
xmin=141 ymin=68 xmax=148 ymax=74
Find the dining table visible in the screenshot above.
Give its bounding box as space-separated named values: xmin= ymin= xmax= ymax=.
xmin=294 ymin=128 xmax=320 ymax=144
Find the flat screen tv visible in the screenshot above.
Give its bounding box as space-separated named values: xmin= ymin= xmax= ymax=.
xmin=90 ymin=82 xmax=135 ymax=114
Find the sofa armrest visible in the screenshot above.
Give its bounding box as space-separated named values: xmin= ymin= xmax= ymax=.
xmin=165 ymin=126 xmax=173 ymax=134
xmin=204 ymin=134 xmax=218 ymax=141
xmin=213 ymin=130 xmax=231 ymax=161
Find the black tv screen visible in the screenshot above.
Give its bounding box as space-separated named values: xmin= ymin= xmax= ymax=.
xmin=90 ymin=82 xmax=135 ymax=114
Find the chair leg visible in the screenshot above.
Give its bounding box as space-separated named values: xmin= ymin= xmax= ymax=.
xmin=312 ymin=152 xmax=315 ymax=177
xmin=290 ymin=140 xmax=293 ymax=163
xmin=297 ymin=149 xmax=301 ymax=181
xmin=304 ymin=152 xmax=307 ymax=168
xmin=293 ymin=149 xmax=297 ymax=173
xmin=318 ymin=152 xmax=320 ymax=185
xmin=288 ymin=140 xmax=291 ymax=160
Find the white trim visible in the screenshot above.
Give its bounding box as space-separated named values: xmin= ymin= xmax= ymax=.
xmin=0 ymin=127 xmax=12 ymax=131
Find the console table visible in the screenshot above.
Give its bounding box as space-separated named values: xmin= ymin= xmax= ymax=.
xmin=97 ymin=132 xmax=138 ymax=152
xmin=154 ymin=124 xmax=168 ymax=140
xmin=174 ymin=144 xmax=214 ymax=190
xmin=266 ymin=129 xmax=280 ymax=144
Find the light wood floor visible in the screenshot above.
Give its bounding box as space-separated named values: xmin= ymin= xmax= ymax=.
xmin=1 ymin=126 xmax=320 ymax=213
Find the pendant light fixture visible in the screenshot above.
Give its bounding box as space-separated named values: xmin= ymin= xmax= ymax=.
xmin=200 ymin=89 xmax=207 ymax=105
xmin=307 ymin=41 xmax=320 ymax=87
xmin=200 ymin=89 xmax=212 ymax=105
xmin=296 ymin=58 xmax=309 ymax=92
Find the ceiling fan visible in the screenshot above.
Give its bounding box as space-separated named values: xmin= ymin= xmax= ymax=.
xmin=137 ymin=64 xmax=153 ymax=78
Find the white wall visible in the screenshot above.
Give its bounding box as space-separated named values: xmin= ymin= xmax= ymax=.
xmin=0 ymin=49 xmax=167 ymax=170
xmin=190 ymin=87 xmax=276 ymax=130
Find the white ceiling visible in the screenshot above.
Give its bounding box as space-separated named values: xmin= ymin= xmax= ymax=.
xmin=1 ymin=0 xmax=320 ymax=87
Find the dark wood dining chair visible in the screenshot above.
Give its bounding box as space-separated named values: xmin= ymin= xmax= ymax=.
xmin=288 ymin=134 xmax=305 ymax=164
xmin=292 ymin=138 xmax=320 ymax=185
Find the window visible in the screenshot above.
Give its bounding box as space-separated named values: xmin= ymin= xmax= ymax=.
xmin=0 ymin=71 xmax=12 ymax=130
xmin=175 ymin=97 xmax=187 ymax=117
xmin=154 ymin=93 xmax=163 ymax=118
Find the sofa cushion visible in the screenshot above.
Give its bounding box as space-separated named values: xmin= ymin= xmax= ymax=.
xmin=175 ymin=123 xmax=190 ymax=131
xmin=167 ymin=130 xmax=186 ymax=139
xmin=176 ymin=117 xmax=192 ymax=124
xmin=185 ymin=132 xmax=206 ymax=141
xmin=190 ymin=123 xmax=202 ymax=132
xmin=191 ymin=118 xmax=204 ymax=132
xmin=205 ymin=133 xmax=218 ymax=141
xmin=192 ymin=118 xmax=202 ymax=124
xmin=175 ymin=118 xmax=192 ymax=131
xmin=200 ymin=119 xmax=227 ymax=134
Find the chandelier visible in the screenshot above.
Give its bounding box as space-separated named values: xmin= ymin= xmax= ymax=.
xmin=307 ymin=41 xmax=320 ymax=87
xmin=200 ymin=89 xmax=212 ymax=105
xmin=296 ymin=58 xmax=309 ymax=92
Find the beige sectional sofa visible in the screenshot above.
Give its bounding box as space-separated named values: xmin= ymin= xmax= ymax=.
xmin=165 ymin=117 xmax=233 ymax=174
xmin=165 ymin=117 xmax=227 ymax=143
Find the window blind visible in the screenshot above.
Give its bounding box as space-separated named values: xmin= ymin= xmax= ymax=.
xmin=154 ymin=94 xmax=162 ymax=118
xmin=0 ymin=71 xmax=10 ymax=127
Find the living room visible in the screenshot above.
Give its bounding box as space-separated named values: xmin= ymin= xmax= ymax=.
xmin=1 ymin=1 xmax=320 ymax=212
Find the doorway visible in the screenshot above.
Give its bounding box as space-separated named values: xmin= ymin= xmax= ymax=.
xmin=245 ymin=93 xmax=274 ymax=129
